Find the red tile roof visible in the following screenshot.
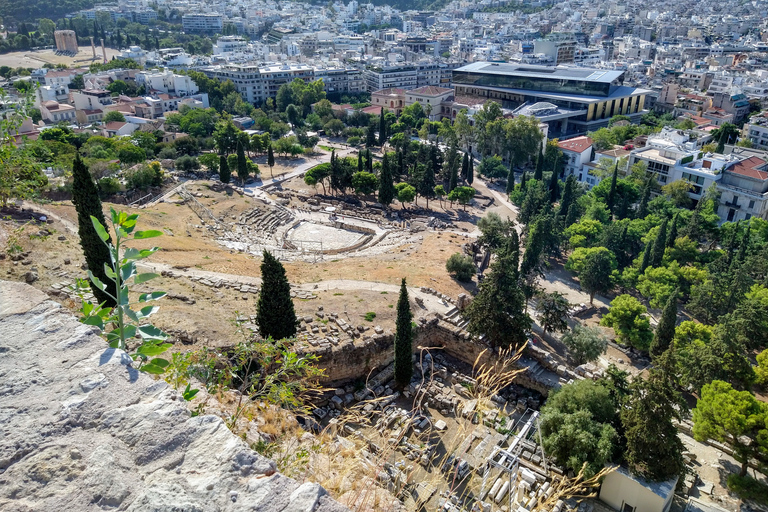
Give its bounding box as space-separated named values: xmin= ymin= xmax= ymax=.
xmin=104 ymin=121 xmax=127 ymax=131
xmin=728 ymin=156 xmax=768 ymax=180
xmin=361 ymin=105 xmax=383 ymax=115
xmin=410 ymin=85 xmax=453 ymax=96
xmin=558 ymin=136 xmax=593 ymax=154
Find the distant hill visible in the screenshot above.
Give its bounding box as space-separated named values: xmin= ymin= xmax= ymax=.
xmin=0 ymin=0 xmax=95 ymax=23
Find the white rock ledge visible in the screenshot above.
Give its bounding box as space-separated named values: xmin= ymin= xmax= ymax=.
xmin=0 ymin=280 xmax=348 ymax=512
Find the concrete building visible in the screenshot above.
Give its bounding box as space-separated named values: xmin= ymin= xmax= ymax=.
xmin=405 ymin=86 xmax=454 ymax=121
xmin=600 ymin=467 xmax=677 ymax=512
xmin=202 ymin=63 xmax=313 ymax=105
xmin=182 ymin=13 xmax=224 ymax=33
xmin=54 ymin=31 xmax=78 ymax=54
xmin=452 ymin=62 xmax=651 ymax=138
xmin=717 ymin=156 xmax=768 ymax=222
xmin=743 ymin=114 xmax=768 ymax=150
xmin=558 ymin=136 xmax=594 ymax=183
xmin=533 ymin=33 xmax=577 ymax=64
xmin=136 ymin=70 xmax=200 ymax=96
xmin=364 ymin=64 xmax=418 ymax=92
xmin=371 ymin=88 xmax=406 ymax=115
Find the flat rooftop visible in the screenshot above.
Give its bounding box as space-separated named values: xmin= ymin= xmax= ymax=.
xmin=454 ymin=62 xmax=625 ymax=83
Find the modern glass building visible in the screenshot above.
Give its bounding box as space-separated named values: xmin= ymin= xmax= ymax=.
xmin=452 ymin=62 xmax=651 ymax=137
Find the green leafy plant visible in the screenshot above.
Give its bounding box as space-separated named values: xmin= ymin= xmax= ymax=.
xmin=77 ymin=208 xmax=170 ymax=374
xmin=364 ymin=311 xmax=377 ymax=321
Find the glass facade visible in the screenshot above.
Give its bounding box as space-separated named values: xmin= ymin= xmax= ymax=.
xmin=452 ymin=70 xmax=612 ymax=97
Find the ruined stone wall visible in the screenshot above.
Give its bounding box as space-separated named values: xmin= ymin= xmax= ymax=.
xmin=307 ymin=320 xmax=553 ymax=396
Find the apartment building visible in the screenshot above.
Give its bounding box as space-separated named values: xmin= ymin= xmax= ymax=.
xmin=182 ymin=14 xmax=224 ymax=33
xmin=364 ymin=64 xmax=418 ymax=92
xmin=558 ymin=136 xmax=595 ymax=184
xmin=717 ymin=157 xmax=768 ymax=222
xmin=404 ymin=86 xmax=454 ymax=121
xmin=136 ymin=71 xmax=200 ymax=97
xmin=743 ymin=114 xmax=768 ymax=150
xmin=202 ymin=63 xmax=313 ymax=105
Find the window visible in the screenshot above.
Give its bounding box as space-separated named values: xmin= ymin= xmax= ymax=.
xmin=621 ymin=503 xmax=635 ymax=512
xmin=749 ymin=200 xmax=755 ymax=209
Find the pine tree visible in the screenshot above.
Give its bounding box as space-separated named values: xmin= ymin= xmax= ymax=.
xmin=467 ymin=157 xmax=474 ymax=185
xmin=666 ymin=212 xmax=679 ymax=248
xmin=267 ymin=144 xmax=275 ymax=176
xmin=558 ymin=175 xmax=576 ymax=217
xmin=378 ymin=152 xmax=395 ymax=207
xmin=651 ymin=288 xmax=678 ymax=358
xmin=607 ymin=161 xmax=618 ymax=215
xmin=506 ymin=162 xmax=515 ymax=194
xmin=461 ymin=152 xmax=469 ymax=182
xmin=71 ymin=154 xmax=115 ymax=307
xmin=236 ymin=139 xmax=248 ymax=183
xmin=534 ymin=152 xmax=543 ymax=181
xmin=650 ymin=218 xmax=668 ymax=268
xmin=640 ymin=240 xmax=653 ymax=273
xmin=394 ymin=278 xmax=413 ymax=388
xmin=256 ymin=250 xmax=297 ymax=341
xmin=548 ymin=168 xmax=559 ymax=203
xmin=219 ymin=153 xmax=230 ymax=183
xmin=379 ymin=107 xmax=387 ymax=145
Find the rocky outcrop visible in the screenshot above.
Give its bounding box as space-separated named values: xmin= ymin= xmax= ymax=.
xmin=0 ymin=280 xmax=347 ymax=512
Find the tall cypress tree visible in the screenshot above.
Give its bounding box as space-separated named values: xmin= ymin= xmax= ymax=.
xmin=650 ymin=218 xmax=668 ymax=268
xmin=256 ymin=250 xmax=297 ymax=341
xmin=449 ymin=155 xmax=458 ymax=192
xmin=520 ymin=171 xmax=528 ymax=191
xmin=421 ymin=159 xmax=436 ymax=209
xmin=506 ymin=161 xmax=515 ymax=194
xmin=534 ymin=152 xmax=543 ymax=181
xmin=267 ymin=144 xmax=275 ymax=176
xmin=379 ymin=152 xmax=395 ymax=207
xmin=558 ymin=175 xmax=576 ymax=217
xmin=651 ymin=288 xmax=678 ymax=358
xmin=461 ymin=152 xmax=469 ymax=182
xmin=236 ymin=139 xmax=248 ymax=183
xmin=219 ymin=153 xmax=231 ymax=183
xmin=357 ymin=151 xmax=363 ymax=173
xmin=666 ymin=212 xmax=679 ymax=248
xmin=71 ymin=154 xmax=115 ymax=307
xmin=379 ymin=107 xmax=387 ymax=145
xmin=366 ymin=149 xmax=373 ymax=173
xmin=394 ymin=278 xmax=413 ymax=388
xmin=607 ymin=161 xmax=618 ymax=215
xmin=637 ymin=176 xmax=652 ymax=220
xmin=565 ymin=203 xmax=579 ymax=227
xmin=737 ymin=222 xmax=752 ymax=263
xmin=366 ymin=123 xmax=376 ymax=147
xmin=467 ymin=157 xmax=474 ymax=185
xmin=640 ymin=240 xmax=653 ymax=273
xmin=548 ymin=168 xmax=559 ymax=203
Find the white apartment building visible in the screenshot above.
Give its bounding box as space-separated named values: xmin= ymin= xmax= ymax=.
xmin=182 ymin=13 xmax=224 ymax=33
xmin=743 ymin=115 xmax=768 ymax=150
xmin=364 ymin=64 xmax=418 ymax=92
xmin=558 ymin=136 xmax=595 ymax=184
xmin=202 ymin=63 xmax=313 ymax=105
xmin=213 ymin=36 xmax=249 ymax=55
xmin=136 ymin=71 xmax=200 ymax=96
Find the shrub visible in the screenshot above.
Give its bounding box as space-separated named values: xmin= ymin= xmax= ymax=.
xmin=727 ymin=474 xmax=768 ymax=505
xmin=97 ymin=177 xmax=121 ymax=196
xmin=157 ymin=146 xmax=177 ymax=160
xmin=364 ymin=312 xmax=376 ymax=322
xmin=176 ymin=155 xmax=200 ymax=171
xmin=446 ymin=252 xmax=475 ymax=282
xmin=346 ymin=136 xmax=361 ymax=146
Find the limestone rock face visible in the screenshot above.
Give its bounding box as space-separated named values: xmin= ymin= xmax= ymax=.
xmin=0 ymin=280 xmax=348 ymax=512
